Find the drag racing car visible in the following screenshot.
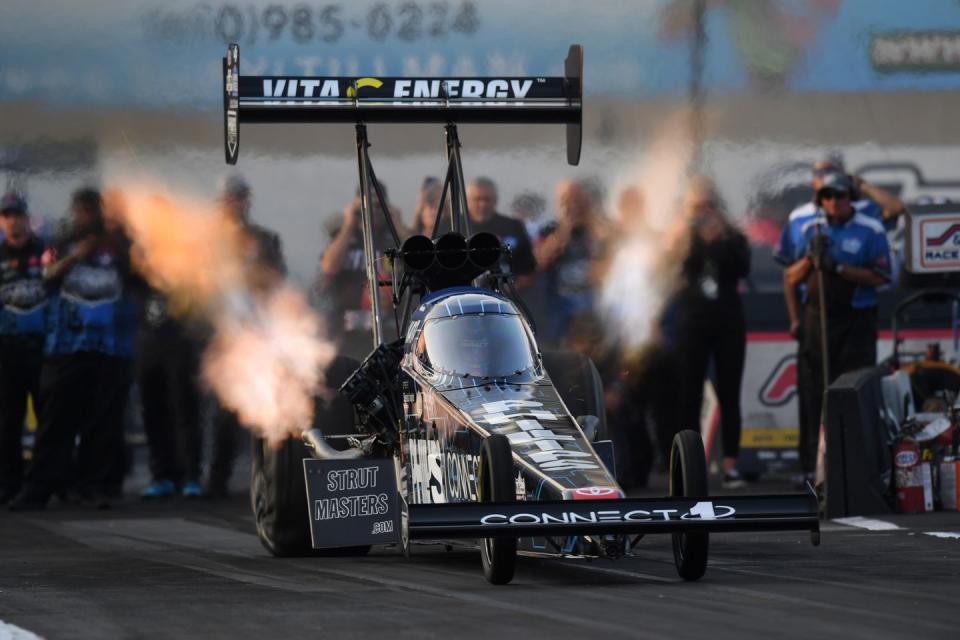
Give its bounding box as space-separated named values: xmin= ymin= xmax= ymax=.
xmin=222 ymin=43 xmax=820 ymax=584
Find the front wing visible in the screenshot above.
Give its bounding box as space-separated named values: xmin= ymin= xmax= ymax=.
xmin=408 ymin=493 xmax=820 ymax=540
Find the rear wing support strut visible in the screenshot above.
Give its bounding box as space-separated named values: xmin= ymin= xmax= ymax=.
xmin=445 ymin=124 xmax=472 ymax=237
xmin=355 ymin=122 xmax=403 ymax=348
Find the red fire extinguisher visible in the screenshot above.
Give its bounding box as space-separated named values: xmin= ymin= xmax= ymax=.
xmin=895 ymin=439 xmax=924 ymax=514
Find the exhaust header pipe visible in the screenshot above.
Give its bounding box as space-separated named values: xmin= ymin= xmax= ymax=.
xmin=467 ymin=232 xmax=502 ymax=270
xmin=400 ymin=232 xmax=503 ymax=289
xmin=302 ymin=428 xmax=363 ymax=460
xmin=400 ymin=234 xmax=435 ymax=272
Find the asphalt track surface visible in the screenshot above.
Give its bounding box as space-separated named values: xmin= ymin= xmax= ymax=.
xmin=2 ymin=481 xmax=959 ymax=640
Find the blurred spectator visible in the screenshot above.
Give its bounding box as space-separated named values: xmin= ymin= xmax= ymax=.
xmin=779 ymin=172 xmax=892 ymax=484
xmin=101 ymin=191 xmax=139 ymax=497
xmin=411 ymin=176 xmax=449 ymax=237
xmin=317 ymin=180 xmax=407 ymax=360
xmin=673 ymin=177 xmax=751 ymax=489
xmin=535 ymin=178 xmax=607 ymax=344
xmin=135 ymin=284 xmax=204 ymax=499
xmin=599 ymin=185 xmax=681 ymax=489
xmin=205 ymin=175 xmax=286 ymax=498
xmin=510 ymin=191 xmax=547 ymax=242
xmin=11 ymin=187 xmax=137 ymax=510
xmin=0 ymin=193 xmax=48 ymax=505
xmin=465 ymin=177 xmax=536 ymax=284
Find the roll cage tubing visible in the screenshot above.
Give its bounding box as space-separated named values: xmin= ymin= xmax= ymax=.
xmin=223 ymin=43 xmax=583 ymax=347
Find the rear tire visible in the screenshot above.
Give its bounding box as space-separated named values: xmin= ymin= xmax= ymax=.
xmin=250 ymin=355 xmax=370 ymax=557
xmin=669 ymin=430 xmax=709 ymax=581
xmin=541 ymin=351 xmax=608 ymax=441
xmin=478 ymin=434 xmax=517 ymax=585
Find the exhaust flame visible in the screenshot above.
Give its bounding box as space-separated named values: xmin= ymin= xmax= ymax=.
xmin=109 ymin=185 xmax=336 ymax=446
xmin=203 ymin=288 xmax=335 ymax=446
xmin=599 ymin=118 xmax=696 ymax=354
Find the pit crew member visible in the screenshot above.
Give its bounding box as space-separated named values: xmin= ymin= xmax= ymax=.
xmin=0 ymin=193 xmax=48 ymax=505
xmin=11 ymin=188 xmax=136 ymax=510
xmin=782 ymin=172 xmax=892 ymax=476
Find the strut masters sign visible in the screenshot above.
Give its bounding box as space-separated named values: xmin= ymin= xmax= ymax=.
xmin=303 ymin=458 xmax=400 ymax=548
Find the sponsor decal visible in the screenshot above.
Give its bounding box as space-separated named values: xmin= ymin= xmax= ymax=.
xmin=0 ymin=280 xmax=46 ymax=313
xmin=393 ymin=78 xmax=533 ymax=99
xmin=371 ymin=520 xmax=394 ymax=535
xmin=346 ymin=77 xmax=384 ymax=97
xmin=919 ymin=217 xmax=960 ymax=269
xmin=758 ymin=355 xmax=797 ymax=407
xmin=314 ymin=465 xmax=389 ymax=520
xmin=256 ymin=77 xmax=535 ymax=100
xmin=570 ymin=487 xmax=621 ymax=500
xmin=61 ymin=265 xmax=122 ymax=304
xmin=841 ymin=237 xmax=862 ymax=254
xmin=479 ymin=501 xmax=736 ymax=526
xmin=925 ymin=223 xmax=960 ymax=247
xmin=407 ymin=438 xmax=478 ymax=503
xmin=872 ymin=32 xmax=960 ymax=72
xmin=263 ymin=78 xmax=341 ymax=98
xmin=895 ymin=449 xmax=919 ymax=468
xmin=304 ymin=458 xmax=400 ymax=548
xmin=478 ymin=399 xmax=600 ymax=472
xmin=315 ymin=494 xmax=390 ymax=520
xmin=515 ymin=473 xmax=527 ymax=501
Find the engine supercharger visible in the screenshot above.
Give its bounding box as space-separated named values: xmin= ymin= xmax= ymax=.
xmin=895 ymin=439 xmax=928 ymax=513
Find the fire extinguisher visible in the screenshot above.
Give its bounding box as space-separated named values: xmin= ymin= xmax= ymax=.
xmin=895 ymin=439 xmax=925 ymax=514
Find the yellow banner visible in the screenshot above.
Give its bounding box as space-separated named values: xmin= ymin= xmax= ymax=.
xmin=741 ymin=428 xmax=798 ymax=449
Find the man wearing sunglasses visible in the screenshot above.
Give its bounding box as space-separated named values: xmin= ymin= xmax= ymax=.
xmin=778 ymin=172 xmax=893 ymax=484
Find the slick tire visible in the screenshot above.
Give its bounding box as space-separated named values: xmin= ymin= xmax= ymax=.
xmin=250 ymin=355 xmax=370 ymax=558
xmin=541 ymin=351 xmax=608 ymax=441
xmin=669 ymin=430 xmax=709 ymax=581
xmin=478 ymin=434 xmax=518 ymax=585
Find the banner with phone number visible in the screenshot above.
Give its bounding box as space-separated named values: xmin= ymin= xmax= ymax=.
xmin=2 ymin=0 xmax=960 ymax=108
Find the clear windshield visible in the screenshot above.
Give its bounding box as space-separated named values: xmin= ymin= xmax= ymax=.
xmin=420 ymin=314 xmax=537 ymax=378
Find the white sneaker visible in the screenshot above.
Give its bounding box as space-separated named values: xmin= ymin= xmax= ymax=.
xmin=722 ymin=469 xmax=747 ymax=490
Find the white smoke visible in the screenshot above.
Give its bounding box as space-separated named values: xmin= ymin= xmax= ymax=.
xmin=598 ymin=119 xmax=696 ymax=353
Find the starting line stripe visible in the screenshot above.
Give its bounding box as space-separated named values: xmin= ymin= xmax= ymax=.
xmin=923 ymin=531 xmax=960 ymax=540
xmin=832 ymin=517 xmax=903 ymax=531
xmin=0 ymin=621 xmax=43 ymax=640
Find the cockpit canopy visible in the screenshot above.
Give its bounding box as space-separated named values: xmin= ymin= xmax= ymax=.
xmin=414 ymin=293 xmax=539 ymax=380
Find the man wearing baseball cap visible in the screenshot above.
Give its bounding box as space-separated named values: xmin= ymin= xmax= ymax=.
xmin=780 ymin=172 xmax=893 ymax=481
xmin=205 ymin=174 xmax=286 ymax=497
xmin=0 ymin=193 xmax=49 ymax=505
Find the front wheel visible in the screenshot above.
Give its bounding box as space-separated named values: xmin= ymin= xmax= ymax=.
xmin=669 ymin=430 xmax=709 ymax=581
xmin=478 ymin=434 xmax=517 ymax=585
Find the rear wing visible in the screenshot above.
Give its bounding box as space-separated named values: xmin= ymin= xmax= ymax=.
xmin=222 ymin=43 xmax=583 ymax=165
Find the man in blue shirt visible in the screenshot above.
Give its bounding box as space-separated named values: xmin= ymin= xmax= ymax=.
xmin=10 ymin=188 xmax=136 ymax=510
xmin=779 ymin=173 xmax=892 ymax=479
xmin=0 ymin=193 xmax=48 ymax=505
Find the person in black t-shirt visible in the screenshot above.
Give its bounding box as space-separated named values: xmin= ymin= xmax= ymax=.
xmin=317 ymin=181 xmax=408 ymax=360
xmin=465 ymin=177 xmax=536 ymax=283
xmin=205 ymin=175 xmax=287 ymax=498
xmin=0 ymin=193 xmax=48 ymax=505
xmin=535 ymin=178 xmax=607 ymax=345
xmin=672 ymin=177 xmax=751 ymax=489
